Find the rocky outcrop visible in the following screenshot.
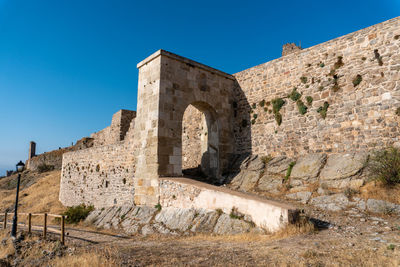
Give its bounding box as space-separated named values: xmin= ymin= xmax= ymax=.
xmin=85 ymin=206 xmax=264 ymax=236
xmin=227 ymin=152 xmax=400 ymax=214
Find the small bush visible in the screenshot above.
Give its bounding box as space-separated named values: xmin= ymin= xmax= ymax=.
xmin=259 ymin=100 xmax=265 ymax=107
xmin=252 ymin=103 xmax=256 ymax=109
xmin=253 ymin=114 xmax=258 ymax=119
xmin=317 ymin=102 xmax=329 ymax=119
xmin=288 ymin=87 xmax=302 ymax=101
xmin=272 ymin=98 xmax=286 ymax=113
xmin=216 ymin=208 xmax=223 ymax=216
xmin=319 ymin=63 xmax=325 ymax=68
xmin=300 ymin=76 xmax=308 ymax=84
xmin=285 ymin=162 xmax=296 ymax=180
xmin=37 ymin=164 xmax=54 ymax=173
xmin=63 ymin=204 xmax=94 ymax=224
xmin=352 ymin=75 xmax=362 ymax=87
xmin=296 ymin=100 xmax=308 ymax=115
xmin=306 ymin=96 xmax=313 ymax=106
xmin=261 ymin=155 xmax=273 ymax=165
xmin=155 ymin=203 xmax=162 ymax=211
xmin=229 ymin=207 xmax=244 ymax=220
xmin=274 ymin=112 xmax=282 ymax=126
xmin=368 ymin=147 xmax=400 ymax=186
xmin=251 ymin=119 xmax=256 ymax=125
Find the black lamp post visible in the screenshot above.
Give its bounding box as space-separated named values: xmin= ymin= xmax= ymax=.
xmin=11 ymin=160 xmax=25 ymax=238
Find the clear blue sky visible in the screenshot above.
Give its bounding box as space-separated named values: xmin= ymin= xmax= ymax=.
xmin=0 ymin=0 xmax=398 ymax=175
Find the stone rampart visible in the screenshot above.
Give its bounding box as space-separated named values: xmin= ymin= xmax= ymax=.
xmin=59 ymin=142 xmax=135 ymax=208
xmin=91 ymin=109 xmax=136 ymax=147
xmin=27 ymin=137 xmax=93 ymax=171
xmin=233 ymin=17 xmax=400 ymax=157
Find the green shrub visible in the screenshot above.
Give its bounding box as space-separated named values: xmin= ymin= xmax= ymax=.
xmin=253 ymin=114 xmax=258 ymax=119
xmin=251 ymin=119 xmax=256 ymax=125
xmin=300 ymin=76 xmax=308 ymax=84
xmin=317 ymin=102 xmax=330 ymax=119
xmin=274 ymin=112 xmax=282 ymax=126
xmin=296 ymin=100 xmax=308 ymax=115
xmin=319 ymin=63 xmax=325 ymax=68
xmin=259 ymin=100 xmax=265 ymax=107
xmin=368 ymin=147 xmax=400 ymax=186
xmin=63 ymin=204 xmax=94 ymax=224
xmin=272 ymin=98 xmax=285 ymax=126
xmin=285 ymin=162 xmax=296 ymax=180
xmin=306 ymin=96 xmax=313 ymax=106
xmin=252 ymin=103 xmax=256 ymax=109
xmin=288 ymin=87 xmax=302 ymax=101
xmin=272 ymin=98 xmax=285 ymax=113
xmin=155 ymin=203 xmax=162 ymax=211
xmin=229 ymin=207 xmax=244 ymax=220
xmin=352 ymin=75 xmax=362 ymax=87
xmin=37 ymin=163 xmax=55 ymax=173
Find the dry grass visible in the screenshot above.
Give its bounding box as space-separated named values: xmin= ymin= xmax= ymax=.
xmin=0 ymin=170 xmax=65 ymax=224
xmin=50 ymin=251 xmax=117 ymax=267
xmin=359 ymin=180 xmax=400 ymax=204
xmin=0 ymin=230 xmax=15 ymax=259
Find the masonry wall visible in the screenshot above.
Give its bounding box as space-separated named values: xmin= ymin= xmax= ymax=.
xmin=59 ymin=142 xmax=135 ymax=208
xmin=27 ymin=137 xmax=93 ymax=171
xmin=233 ymin=17 xmax=400 ymax=157
xmin=182 ymin=104 xmax=205 ymax=171
xmin=91 ymin=110 xmax=136 ymax=147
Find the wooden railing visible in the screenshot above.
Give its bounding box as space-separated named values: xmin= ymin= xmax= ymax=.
xmin=0 ymin=212 xmax=66 ymax=244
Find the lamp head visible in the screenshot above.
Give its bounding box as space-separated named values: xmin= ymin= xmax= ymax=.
xmin=16 ymin=161 xmax=25 ymax=173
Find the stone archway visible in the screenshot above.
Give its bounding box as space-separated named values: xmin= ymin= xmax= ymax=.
xmin=182 ymin=102 xmax=219 ymax=180
xmin=133 ymin=50 xmax=236 ymax=205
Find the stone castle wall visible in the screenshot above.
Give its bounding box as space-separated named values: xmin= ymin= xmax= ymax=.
xmin=233 ymin=17 xmax=400 ymax=157
xmin=59 ymin=141 xmax=135 ymax=208
xmin=27 ymin=137 xmax=93 ymax=171
xmin=91 ymin=110 xmax=136 ymax=147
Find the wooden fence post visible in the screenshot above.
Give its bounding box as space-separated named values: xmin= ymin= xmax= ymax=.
xmin=43 ymin=213 xmax=47 ymax=239
xmin=3 ymin=212 xmax=6 ymax=229
xmin=28 ymin=213 xmax=32 ymax=234
xmin=61 ymin=215 xmax=65 ymax=245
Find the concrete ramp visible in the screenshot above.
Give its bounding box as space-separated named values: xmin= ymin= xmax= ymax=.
xmin=159 ymin=178 xmax=299 ymax=232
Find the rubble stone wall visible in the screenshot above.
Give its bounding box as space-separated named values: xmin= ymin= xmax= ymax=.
xmin=59 ymin=141 xmax=135 ymax=208
xmin=233 ymin=17 xmax=400 ymax=157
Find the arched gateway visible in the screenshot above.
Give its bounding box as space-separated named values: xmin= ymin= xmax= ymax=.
xmin=133 ymin=50 xmax=236 ymax=206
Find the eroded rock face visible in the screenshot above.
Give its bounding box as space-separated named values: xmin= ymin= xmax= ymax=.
xmin=366 ymin=199 xmax=400 ymax=214
xmin=309 ymin=194 xmax=349 ymax=211
xmin=319 ymin=153 xmax=368 ymax=181
xmin=290 ymin=153 xmax=326 ymax=184
xmin=213 ymin=214 xmax=252 ymax=235
xmin=86 ymin=206 xmax=263 ymax=236
xmin=286 ymin=191 xmax=312 ymax=204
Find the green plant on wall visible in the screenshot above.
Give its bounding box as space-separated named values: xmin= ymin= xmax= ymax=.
xmin=272 ymin=98 xmax=285 ymax=126
xmin=352 ymin=74 xmax=362 ymax=87
xmin=253 ymin=114 xmax=258 ymax=119
xmin=319 ymin=62 xmax=325 ymax=68
xmin=333 ymin=56 xmax=344 ymax=69
xmin=300 ymin=76 xmax=308 ymax=84
xmin=288 ymin=87 xmax=302 ymax=101
xmin=306 ymin=96 xmax=313 ymax=106
xmin=251 ymin=119 xmax=256 ymax=125
xmin=274 ymin=113 xmax=282 ymax=126
xmin=296 ymin=99 xmax=308 ymax=115
xmin=317 ymin=102 xmax=330 ymax=119
xmin=252 ymin=103 xmax=256 ymax=109
xmin=259 ymin=99 xmax=265 ymax=107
